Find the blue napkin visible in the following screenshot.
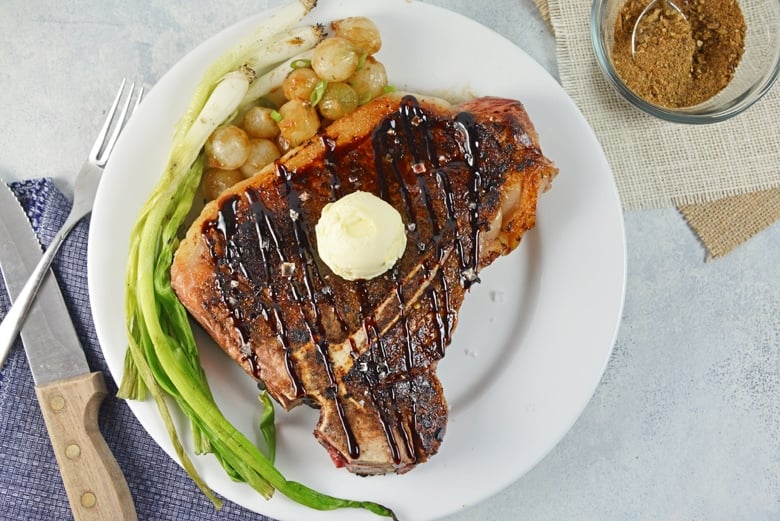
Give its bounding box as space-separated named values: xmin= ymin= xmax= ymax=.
xmin=0 ymin=179 xmax=275 ymax=521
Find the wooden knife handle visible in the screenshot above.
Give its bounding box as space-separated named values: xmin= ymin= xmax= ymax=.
xmin=35 ymin=372 xmax=138 ymax=521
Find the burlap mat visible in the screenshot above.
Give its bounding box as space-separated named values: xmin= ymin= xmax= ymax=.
xmin=534 ymin=0 xmax=554 ymax=33
xmin=532 ymin=0 xmax=780 ymax=258
xmin=678 ymin=186 xmax=780 ymax=259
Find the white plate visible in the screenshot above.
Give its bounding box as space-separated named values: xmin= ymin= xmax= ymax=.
xmin=88 ymin=1 xmax=626 ymax=520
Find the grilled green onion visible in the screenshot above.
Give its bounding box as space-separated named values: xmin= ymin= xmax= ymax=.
xmin=309 ymin=78 xmax=327 ymax=106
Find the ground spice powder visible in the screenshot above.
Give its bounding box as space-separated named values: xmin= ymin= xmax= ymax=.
xmin=611 ymin=0 xmax=747 ymax=108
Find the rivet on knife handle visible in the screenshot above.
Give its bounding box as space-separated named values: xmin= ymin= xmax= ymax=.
xmin=35 ymin=372 xmax=138 ymax=521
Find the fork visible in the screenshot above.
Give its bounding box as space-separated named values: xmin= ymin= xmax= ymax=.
xmin=0 ymin=79 xmax=143 ymax=363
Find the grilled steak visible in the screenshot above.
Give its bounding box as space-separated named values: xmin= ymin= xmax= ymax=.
xmin=171 ymin=93 xmax=557 ymax=474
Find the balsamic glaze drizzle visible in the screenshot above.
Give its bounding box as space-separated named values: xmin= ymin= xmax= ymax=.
xmin=276 ymin=162 xmax=360 ymax=459
xmin=454 ymin=112 xmax=483 ymax=289
xmin=204 ymin=197 xmax=259 ymax=375
xmin=355 ymin=282 xmax=403 ymax=464
xmin=202 ymin=95 xmax=488 ymax=465
xmin=322 ymin=136 xmax=343 ymax=202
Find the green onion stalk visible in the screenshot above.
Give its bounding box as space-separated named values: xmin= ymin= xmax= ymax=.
xmin=119 ymin=0 xmax=397 ymax=518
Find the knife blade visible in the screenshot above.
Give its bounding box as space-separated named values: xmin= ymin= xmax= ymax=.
xmin=0 ymin=181 xmax=137 ymax=521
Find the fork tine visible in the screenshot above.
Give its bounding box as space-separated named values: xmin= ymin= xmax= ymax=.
xmin=132 ymin=85 xmax=144 ymax=114
xmin=89 ymin=78 xmax=126 ymax=160
xmin=97 ymin=81 xmax=143 ymax=166
xmin=91 ymin=79 xmax=144 ymax=166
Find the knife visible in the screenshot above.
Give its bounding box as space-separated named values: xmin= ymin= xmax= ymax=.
xmin=0 ymin=182 xmax=137 ymax=521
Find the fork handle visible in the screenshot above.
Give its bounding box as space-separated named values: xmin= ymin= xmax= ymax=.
xmin=35 ymin=372 xmax=138 ymax=521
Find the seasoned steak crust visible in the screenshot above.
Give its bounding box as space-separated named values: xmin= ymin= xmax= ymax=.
xmin=171 ymin=92 xmax=557 ymax=474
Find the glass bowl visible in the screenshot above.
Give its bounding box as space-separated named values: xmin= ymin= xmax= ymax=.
xmin=591 ymin=0 xmax=780 ymax=123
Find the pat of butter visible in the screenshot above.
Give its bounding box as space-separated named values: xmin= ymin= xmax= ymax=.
xmin=315 ymin=191 xmax=407 ymax=281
